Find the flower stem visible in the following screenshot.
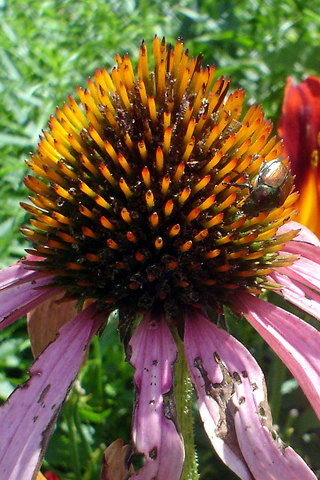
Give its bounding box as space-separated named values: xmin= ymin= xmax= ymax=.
xmin=269 ymin=352 xmax=286 ymax=424
xmin=173 ymin=330 xmax=199 ymax=480
xmin=65 ymin=400 xmax=81 ymax=478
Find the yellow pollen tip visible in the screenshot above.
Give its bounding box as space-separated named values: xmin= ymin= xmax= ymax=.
xmin=194 ymin=229 xmax=208 ymax=242
xmin=142 ymin=166 xmax=151 ymax=188
xmin=150 ymin=212 xmax=159 ymax=228
xmin=100 ymin=216 xmax=114 ymax=230
xmin=155 ymin=147 xmax=164 ymax=173
xmin=169 ymin=224 xmax=181 ymax=236
xmin=193 ymin=175 xmax=211 ymax=194
xmin=121 ymin=208 xmax=132 ymax=223
xmin=94 ymin=194 xmax=111 ymax=210
xmin=126 ymin=231 xmax=137 ymax=242
xmin=54 ymin=184 xmax=73 ymax=201
xmin=59 ymin=232 xmax=78 ymax=244
xmin=186 ymin=207 xmax=200 ymax=223
xmin=105 ymin=141 xmax=119 ymax=165
xmin=119 ymin=177 xmax=132 ymax=197
xmin=138 ymin=140 xmax=148 ymax=161
xmin=107 ymin=238 xmax=119 ymax=250
xmin=178 ymin=186 xmax=191 ymax=205
xmin=161 ymin=174 xmax=170 ymax=196
xmin=180 ymin=240 xmax=192 ymax=252
xmin=148 ymin=96 xmax=157 ymax=123
xmin=100 ymin=163 xmax=117 ymax=187
xmin=146 ymin=190 xmax=154 ymax=209
xmin=154 ymin=237 xmax=163 ymax=249
xmin=118 ymin=153 xmax=133 ymax=175
xmin=82 ymin=227 xmax=97 ymax=238
xmin=163 ymin=127 xmax=172 ymax=155
xmin=164 ymin=199 xmax=174 ymax=217
xmin=182 ymin=138 xmax=195 ymax=162
xmin=203 ymin=249 xmax=220 ymax=259
xmin=174 ymin=162 xmax=185 ymax=184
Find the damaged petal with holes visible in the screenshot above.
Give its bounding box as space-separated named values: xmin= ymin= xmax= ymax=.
xmin=1 ymin=36 xmax=320 ymax=480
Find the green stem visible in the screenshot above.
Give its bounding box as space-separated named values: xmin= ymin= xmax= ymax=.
xmin=74 ymin=406 xmax=93 ymax=469
xmin=269 ymin=353 xmax=286 ymax=424
xmin=65 ymin=400 xmax=81 ymax=478
xmin=92 ymin=335 xmax=103 ymax=403
xmin=173 ymin=330 xmax=199 ymax=480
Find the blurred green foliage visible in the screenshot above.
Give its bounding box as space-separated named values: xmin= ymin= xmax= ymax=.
xmin=0 ymin=0 xmax=320 ymax=478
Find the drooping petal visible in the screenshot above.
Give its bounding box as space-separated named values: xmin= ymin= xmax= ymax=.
xmin=0 ymin=257 xmax=61 ymax=331
xmin=276 ymin=223 xmax=320 ymax=293
xmin=285 ymin=241 xmax=320 ymax=265
xmin=184 ymin=307 xmax=317 ymax=480
xmin=270 ymin=223 xmax=320 ymax=319
xmin=184 ymin=308 xmax=252 ymax=480
xmin=0 ymin=256 xmax=44 ymax=289
xmin=0 ymin=277 xmax=63 ymax=331
xmin=279 ymin=221 xmax=320 ymax=246
xmin=281 ymin=224 xmax=320 ymax=264
xmin=27 ymin=294 xmax=78 ymax=357
xmin=277 ymin=256 xmax=320 ymax=293
xmin=234 ymin=292 xmax=320 ymax=422
xmin=127 ymin=308 xmax=184 ymax=480
xmin=0 ymin=302 xmax=106 ymax=480
xmin=270 ymin=270 xmax=320 ymax=321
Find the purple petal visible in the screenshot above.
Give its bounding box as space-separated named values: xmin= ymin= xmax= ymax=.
xmin=0 ymin=302 xmax=106 ymax=480
xmin=184 ymin=307 xmax=317 ymax=480
xmin=0 ymin=257 xmax=40 ymax=289
xmin=0 ymin=256 xmax=53 ymax=290
xmin=278 ymin=223 xmax=320 ymax=291
xmin=184 ymin=308 xmax=253 ymax=480
xmin=234 ymin=292 xmax=320 ymax=422
xmin=0 ymin=276 xmax=63 ymax=330
xmin=277 ymin=258 xmax=320 ymax=293
xmin=128 ymin=309 xmax=184 ymax=480
xmin=284 ymin=241 xmax=320 ymax=265
xmin=270 ymin=271 xmax=320 ymax=321
xmin=0 ymin=256 xmax=61 ymax=330
xmin=279 ymin=221 xmax=320 ymax=246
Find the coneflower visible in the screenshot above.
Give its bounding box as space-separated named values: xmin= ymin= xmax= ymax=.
xmin=0 ymin=37 xmax=320 ymax=480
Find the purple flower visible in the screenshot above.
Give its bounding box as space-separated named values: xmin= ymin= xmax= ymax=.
xmin=1 ymin=37 xmax=320 ymax=480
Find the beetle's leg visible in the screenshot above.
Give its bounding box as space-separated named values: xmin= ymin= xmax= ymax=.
xmin=223 ymin=169 xmax=252 ymax=191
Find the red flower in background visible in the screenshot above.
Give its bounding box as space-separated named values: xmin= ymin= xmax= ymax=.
xmin=278 ymin=76 xmax=320 ymax=237
xmin=36 ymin=471 xmax=59 ymax=480
xmin=44 ymin=473 xmax=60 ymax=480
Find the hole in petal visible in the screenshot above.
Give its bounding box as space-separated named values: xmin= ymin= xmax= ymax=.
xmin=131 ymin=452 xmax=145 ymax=470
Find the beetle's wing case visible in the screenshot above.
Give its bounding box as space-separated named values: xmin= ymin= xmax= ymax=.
xmin=261 ymin=160 xmax=290 ymax=188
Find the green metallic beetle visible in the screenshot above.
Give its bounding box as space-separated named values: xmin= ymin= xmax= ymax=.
xmin=242 ymin=159 xmax=294 ymax=216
